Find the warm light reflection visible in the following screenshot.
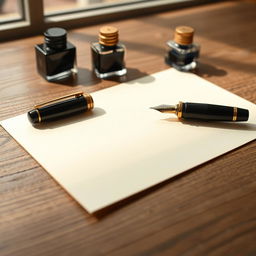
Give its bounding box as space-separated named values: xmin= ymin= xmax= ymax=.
xmin=0 ymin=0 xmax=22 ymax=22
xmin=43 ymin=0 xmax=141 ymax=14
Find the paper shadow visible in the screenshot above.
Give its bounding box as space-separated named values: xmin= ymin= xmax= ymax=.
xmin=51 ymin=67 xmax=101 ymax=87
xmin=91 ymin=155 xmax=209 ymax=219
xmin=91 ymin=174 xmax=185 ymax=219
xmin=33 ymin=107 xmax=106 ymax=130
xmin=91 ymin=138 xmax=255 ymax=219
xmin=163 ymin=117 xmax=256 ymax=131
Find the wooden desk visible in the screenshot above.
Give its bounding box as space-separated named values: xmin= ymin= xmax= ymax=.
xmin=1 ymin=1 xmax=256 ymax=255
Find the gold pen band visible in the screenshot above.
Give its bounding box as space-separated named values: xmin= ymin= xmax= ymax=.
xmin=84 ymin=93 xmax=94 ymax=110
xmin=35 ymin=109 xmax=42 ymax=123
xmin=34 ymin=91 xmax=84 ymax=109
xmin=233 ymin=107 xmax=237 ymax=121
xmin=177 ymin=102 xmax=183 ymax=118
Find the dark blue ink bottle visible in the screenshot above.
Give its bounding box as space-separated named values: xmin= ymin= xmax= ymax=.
xmin=165 ymin=26 xmax=200 ymax=71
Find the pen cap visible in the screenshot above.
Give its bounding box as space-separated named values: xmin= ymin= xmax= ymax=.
xmin=27 ymin=109 xmax=40 ymax=124
xmin=28 ymin=93 xmax=94 ymax=124
xmin=236 ymin=108 xmax=249 ymax=121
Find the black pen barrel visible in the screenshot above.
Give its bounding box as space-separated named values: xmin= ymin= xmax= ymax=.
xmin=182 ymin=102 xmax=249 ymax=121
xmin=28 ymin=95 xmax=90 ymax=124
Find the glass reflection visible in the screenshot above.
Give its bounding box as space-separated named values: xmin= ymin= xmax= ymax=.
xmin=0 ymin=0 xmax=22 ymax=22
xmin=44 ymin=0 xmax=141 ymax=14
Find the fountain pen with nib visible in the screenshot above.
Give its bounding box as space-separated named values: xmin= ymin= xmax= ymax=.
xmin=151 ymin=102 xmax=249 ymax=122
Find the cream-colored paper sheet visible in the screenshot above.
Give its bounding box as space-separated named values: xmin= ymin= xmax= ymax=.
xmin=1 ymin=69 xmax=256 ymax=213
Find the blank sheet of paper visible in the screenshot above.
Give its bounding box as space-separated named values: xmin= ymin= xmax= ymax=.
xmin=1 ymin=69 xmax=256 ymax=213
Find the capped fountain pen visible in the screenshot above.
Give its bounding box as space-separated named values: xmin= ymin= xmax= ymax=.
xmin=27 ymin=92 xmax=94 ymax=124
xmin=151 ymin=102 xmax=249 ymax=122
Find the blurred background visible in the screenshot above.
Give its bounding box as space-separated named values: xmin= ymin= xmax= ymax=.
xmin=0 ymin=0 xmax=129 ymax=20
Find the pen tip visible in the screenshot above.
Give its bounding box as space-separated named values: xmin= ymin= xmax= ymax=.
xmin=150 ymin=105 xmax=163 ymax=112
xmin=150 ymin=104 xmax=177 ymax=113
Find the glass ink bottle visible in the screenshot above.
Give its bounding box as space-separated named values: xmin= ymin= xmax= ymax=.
xmin=165 ymin=26 xmax=200 ymax=71
xmin=91 ymin=26 xmax=126 ymax=79
xmin=35 ymin=27 xmax=77 ymax=81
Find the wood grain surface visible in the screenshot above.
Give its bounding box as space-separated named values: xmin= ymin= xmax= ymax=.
xmin=1 ymin=1 xmax=256 ymax=256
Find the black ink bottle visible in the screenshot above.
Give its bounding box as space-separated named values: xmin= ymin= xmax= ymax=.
xmin=165 ymin=26 xmax=200 ymax=71
xmin=91 ymin=26 xmax=126 ymax=79
xmin=35 ymin=27 xmax=77 ymax=81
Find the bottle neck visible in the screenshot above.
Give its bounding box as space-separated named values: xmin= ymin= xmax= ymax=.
xmin=99 ymin=43 xmax=117 ymax=50
xmin=174 ymin=42 xmax=192 ymax=49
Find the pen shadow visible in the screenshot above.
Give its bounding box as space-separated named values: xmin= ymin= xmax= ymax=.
xmin=163 ymin=118 xmax=256 ymax=131
xmin=33 ymin=107 xmax=106 ymax=130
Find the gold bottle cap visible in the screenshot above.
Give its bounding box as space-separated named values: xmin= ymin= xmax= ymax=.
xmin=99 ymin=26 xmax=119 ymax=46
xmin=174 ymin=26 xmax=194 ymax=45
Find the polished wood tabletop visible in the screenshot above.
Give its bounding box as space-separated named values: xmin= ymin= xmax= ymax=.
xmin=1 ymin=1 xmax=256 ymax=255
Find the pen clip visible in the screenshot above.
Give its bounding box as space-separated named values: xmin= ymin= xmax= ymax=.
xmin=34 ymin=92 xmax=84 ymax=109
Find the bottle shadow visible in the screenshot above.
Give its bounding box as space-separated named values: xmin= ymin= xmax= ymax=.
xmin=52 ymin=67 xmax=101 ymax=87
xmin=91 ymin=161 xmax=201 ymax=219
xmin=193 ymin=62 xmax=227 ymax=78
xmin=103 ymin=67 xmax=155 ymax=84
xmin=50 ymin=67 xmax=156 ymax=86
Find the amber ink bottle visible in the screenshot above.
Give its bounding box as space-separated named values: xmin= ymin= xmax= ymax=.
xmin=35 ymin=27 xmax=77 ymax=81
xmin=91 ymin=26 xmax=126 ymax=79
xmin=165 ymin=26 xmax=200 ymax=71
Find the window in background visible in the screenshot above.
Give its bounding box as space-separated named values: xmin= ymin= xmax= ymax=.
xmin=0 ymin=0 xmax=217 ymax=41
xmin=0 ymin=0 xmax=24 ymax=23
xmin=44 ymin=0 xmax=145 ymax=15
xmin=44 ymin=0 xmax=84 ymax=14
